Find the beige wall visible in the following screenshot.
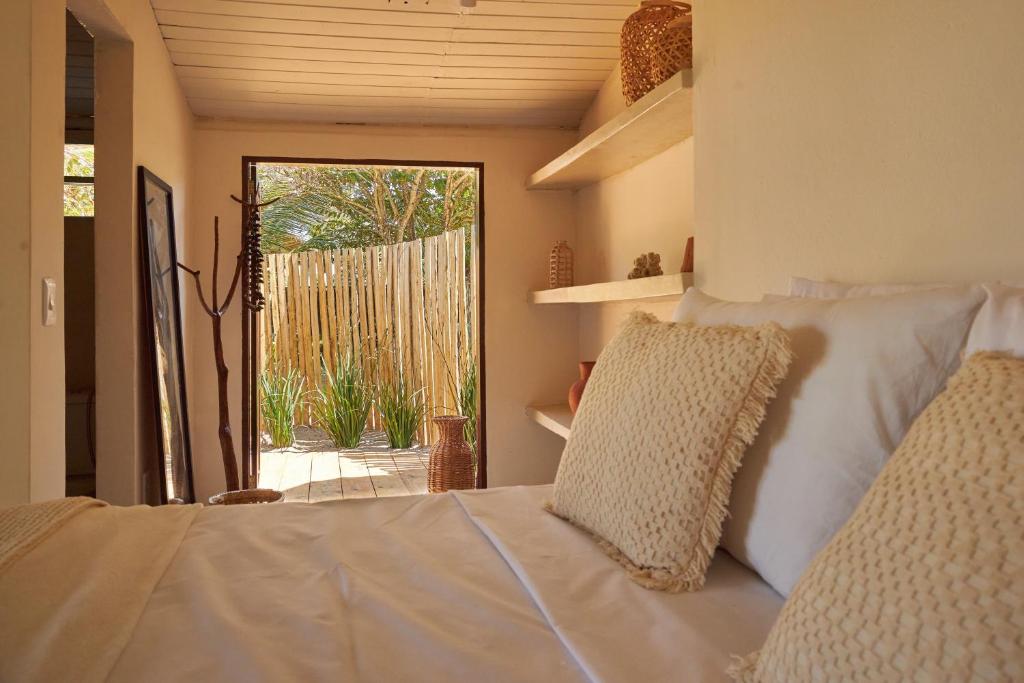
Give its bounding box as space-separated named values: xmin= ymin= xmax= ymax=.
xmin=187 ymin=121 xmax=577 ymax=501
xmin=577 ymin=140 xmax=694 ymax=359
xmin=0 ymin=0 xmax=67 ymax=504
xmin=579 ymin=64 xmax=627 ymax=139
xmin=72 ymin=0 xmax=194 ymax=504
xmin=572 ymin=67 xmax=696 ymax=358
xmin=695 ymin=0 xmax=1024 ymax=300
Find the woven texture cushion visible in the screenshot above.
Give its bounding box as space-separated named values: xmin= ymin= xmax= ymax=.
xmin=730 ymin=353 xmax=1024 ymax=682
xmin=548 ymin=312 xmax=792 ymax=592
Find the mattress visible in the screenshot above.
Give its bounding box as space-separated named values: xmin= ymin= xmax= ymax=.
xmin=1 ymin=485 xmax=783 ymax=682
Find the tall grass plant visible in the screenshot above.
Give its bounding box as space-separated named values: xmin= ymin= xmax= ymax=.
xmin=377 ymin=379 xmax=424 ymax=449
xmin=312 ymin=355 xmax=372 ymax=448
xmin=259 ymin=368 xmax=305 ymax=448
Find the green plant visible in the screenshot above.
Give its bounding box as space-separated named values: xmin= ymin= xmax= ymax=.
xmin=259 ymin=368 xmax=305 ymax=449
xmin=458 ymin=359 xmax=479 ymax=453
xmin=256 ymin=164 xmax=477 ymax=253
xmin=424 ymin=319 xmax=480 ymax=457
xmin=312 ymin=355 xmax=372 ymax=448
xmin=376 ymin=379 xmax=424 ymax=449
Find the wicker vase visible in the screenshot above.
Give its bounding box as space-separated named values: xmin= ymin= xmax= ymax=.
xmin=621 ymin=0 xmax=693 ymax=105
xmin=427 ymin=416 xmax=476 ymax=493
xmin=549 ymin=241 xmax=574 ymax=289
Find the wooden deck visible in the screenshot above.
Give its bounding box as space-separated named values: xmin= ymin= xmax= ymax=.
xmin=258 ymin=427 xmax=429 ymax=502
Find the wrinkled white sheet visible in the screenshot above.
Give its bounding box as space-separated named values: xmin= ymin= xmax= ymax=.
xmin=14 ymin=486 xmax=783 ymax=682
xmin=454 ymin=487 xmax=784 ymax=683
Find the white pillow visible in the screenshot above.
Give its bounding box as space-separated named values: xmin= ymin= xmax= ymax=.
xmin=788 ymin=277 xmax=1024 ymax=358
xmin=672 ymin=286 xmax=986 ymax=596
xmin=965 ymin=282 xmax=1024 ymax=358
xmin=787 ymin=276 xmax=945 ymax=298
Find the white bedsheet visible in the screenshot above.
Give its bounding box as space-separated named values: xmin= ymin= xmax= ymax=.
xmin=10 ymin=486 xmax=783 ymax=682
xmin=455 ymin=487 xmax=784 ymax=682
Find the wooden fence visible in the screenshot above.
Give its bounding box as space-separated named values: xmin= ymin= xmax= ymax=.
xmin=260 ymin=229 xmax=476 ymax=445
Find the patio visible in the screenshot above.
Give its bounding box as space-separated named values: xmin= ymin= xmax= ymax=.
xmin=258 ymin=426 xmax=429 ymax=503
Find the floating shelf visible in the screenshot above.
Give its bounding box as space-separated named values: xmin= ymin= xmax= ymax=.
xmin=530 ymin=272 xmax=692 ymax=305
xmin=526 ymin=404 xmax=573 ymax=440
xmin=527 ymin=70 xmax=694 ymax=190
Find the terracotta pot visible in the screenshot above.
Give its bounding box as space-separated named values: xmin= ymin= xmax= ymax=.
xmin=568 ymin=361 xmax=596 ymax=415
xmin=428 ymin=416 xmax=476 ymax=493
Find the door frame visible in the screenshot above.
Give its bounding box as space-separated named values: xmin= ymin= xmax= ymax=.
xmin=239 ymin=156 xmax=488 ymax=490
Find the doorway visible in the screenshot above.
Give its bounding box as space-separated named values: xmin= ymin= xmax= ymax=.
xmin=240 ymin=158 xmax=485 ymax=501
xmin=64 ymin=10 xmax=96 ymax=497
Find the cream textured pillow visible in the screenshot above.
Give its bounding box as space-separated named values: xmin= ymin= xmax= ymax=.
xmin=730 ymin=353 xmax=1024 ymax=682
xmin=673 ymin=286 xmax=986 ymax=596
xmin=548 ymin=312 xmax=792 ymax=592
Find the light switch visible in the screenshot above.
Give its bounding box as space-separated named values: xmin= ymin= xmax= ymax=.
xmin=42 ymin=278 xmax=57 ymax=326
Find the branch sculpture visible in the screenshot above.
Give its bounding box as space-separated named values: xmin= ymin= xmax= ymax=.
xmin=178 ymin=217 xmax=244 ymax=492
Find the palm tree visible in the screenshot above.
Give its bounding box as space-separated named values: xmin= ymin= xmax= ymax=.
xmin=256 ymin=164 xmax=476 ymax=253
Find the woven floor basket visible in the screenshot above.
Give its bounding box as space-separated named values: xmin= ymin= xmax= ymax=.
xmin=208 ymin=488 xmax=283 ymax=505
xmin=427 ymin=416 xmax=476 ymax=493
xmin=621 ymin=0 xmax=693 ymax=105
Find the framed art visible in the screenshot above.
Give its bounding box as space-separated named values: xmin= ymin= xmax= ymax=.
xmin=138 ymin=166 xmax=195 ymax=504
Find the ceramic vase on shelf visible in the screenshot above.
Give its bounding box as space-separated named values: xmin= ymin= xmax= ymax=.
xmin=568 ymin=361 xmax=596 ymax=415
xmin=427 ymin=416 xmax=476 ymax=493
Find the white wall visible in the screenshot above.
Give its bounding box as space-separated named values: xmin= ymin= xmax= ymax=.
xmin=695 ymin=0 xmax=1024 ymax=300
xmin=71 ymin=0 xmax=195 ymax=504
xmin=187 ymin=121 xmax=578 ymax=501
xmin=572 ymin=67 xmax=696 ymax=359
xmin=0 ymin=0 xmax=67 ymax=504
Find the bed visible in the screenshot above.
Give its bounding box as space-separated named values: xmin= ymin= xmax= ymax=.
xmin=1 ymin=486 xmax=782 ymax=683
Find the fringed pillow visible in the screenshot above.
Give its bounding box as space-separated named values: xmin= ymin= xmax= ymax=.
xmin=547 ymin=312 xmax=792 ymax=592
xmin=730 ymin=353 xmax=1024 ymax=682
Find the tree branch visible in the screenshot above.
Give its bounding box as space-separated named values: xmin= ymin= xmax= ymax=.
xmin=372 ymin=169 xmax=390 ymax=243
xmin=397 ymin=170 xmax=426 ymax=243
xmin=220 ymin=254 xmax=245 ymax=313
xmin=177 ymin=263 xmax=215 ymax=317
xmin=230 ymin=193 xmax=281 ymax=209
xmin=213 ymin=217 xmax=223 ymax=309
xmin=329 ymin=192 xmax=378 ymax=222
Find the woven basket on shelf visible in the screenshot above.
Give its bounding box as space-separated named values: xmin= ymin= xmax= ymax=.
xmin=208 ymin=488 xmax=283 ymax=505
xmin=427 ymin=416 xmax=476 ymax=493
xmin=549 ymin=241 xmax=574 ymax=289
xmin=621 ymin=0 xmax=693 ymax=105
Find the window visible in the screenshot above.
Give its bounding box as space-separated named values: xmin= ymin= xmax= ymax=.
xmin=64 ymin=144 xmax=94 ymax=217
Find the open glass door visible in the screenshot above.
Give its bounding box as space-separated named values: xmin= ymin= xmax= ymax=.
xmin=241 ymin=157 xmax=484 ymax=501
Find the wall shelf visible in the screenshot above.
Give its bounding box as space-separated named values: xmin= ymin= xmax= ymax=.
xmin=527 ymin=70 xmax=693 ymax=190
xmin=526 ymin=404 xmax=573 ymax=440
xmin=530 ymin=272 xmax=692 ymax=305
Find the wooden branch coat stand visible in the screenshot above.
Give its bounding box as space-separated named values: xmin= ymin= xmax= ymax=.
xmin=178 ymin=217 xmax=244 ymax=492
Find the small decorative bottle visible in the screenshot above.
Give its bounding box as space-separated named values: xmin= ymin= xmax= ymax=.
xmin=549 ymin=241 xmax=574 ymax=289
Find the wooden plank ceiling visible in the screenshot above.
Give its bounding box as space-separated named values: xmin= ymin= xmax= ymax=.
xmin=67 ymin=11 xmax=95 ymax=141
xmin=150 ymin=0 xmax=633 ymax=128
